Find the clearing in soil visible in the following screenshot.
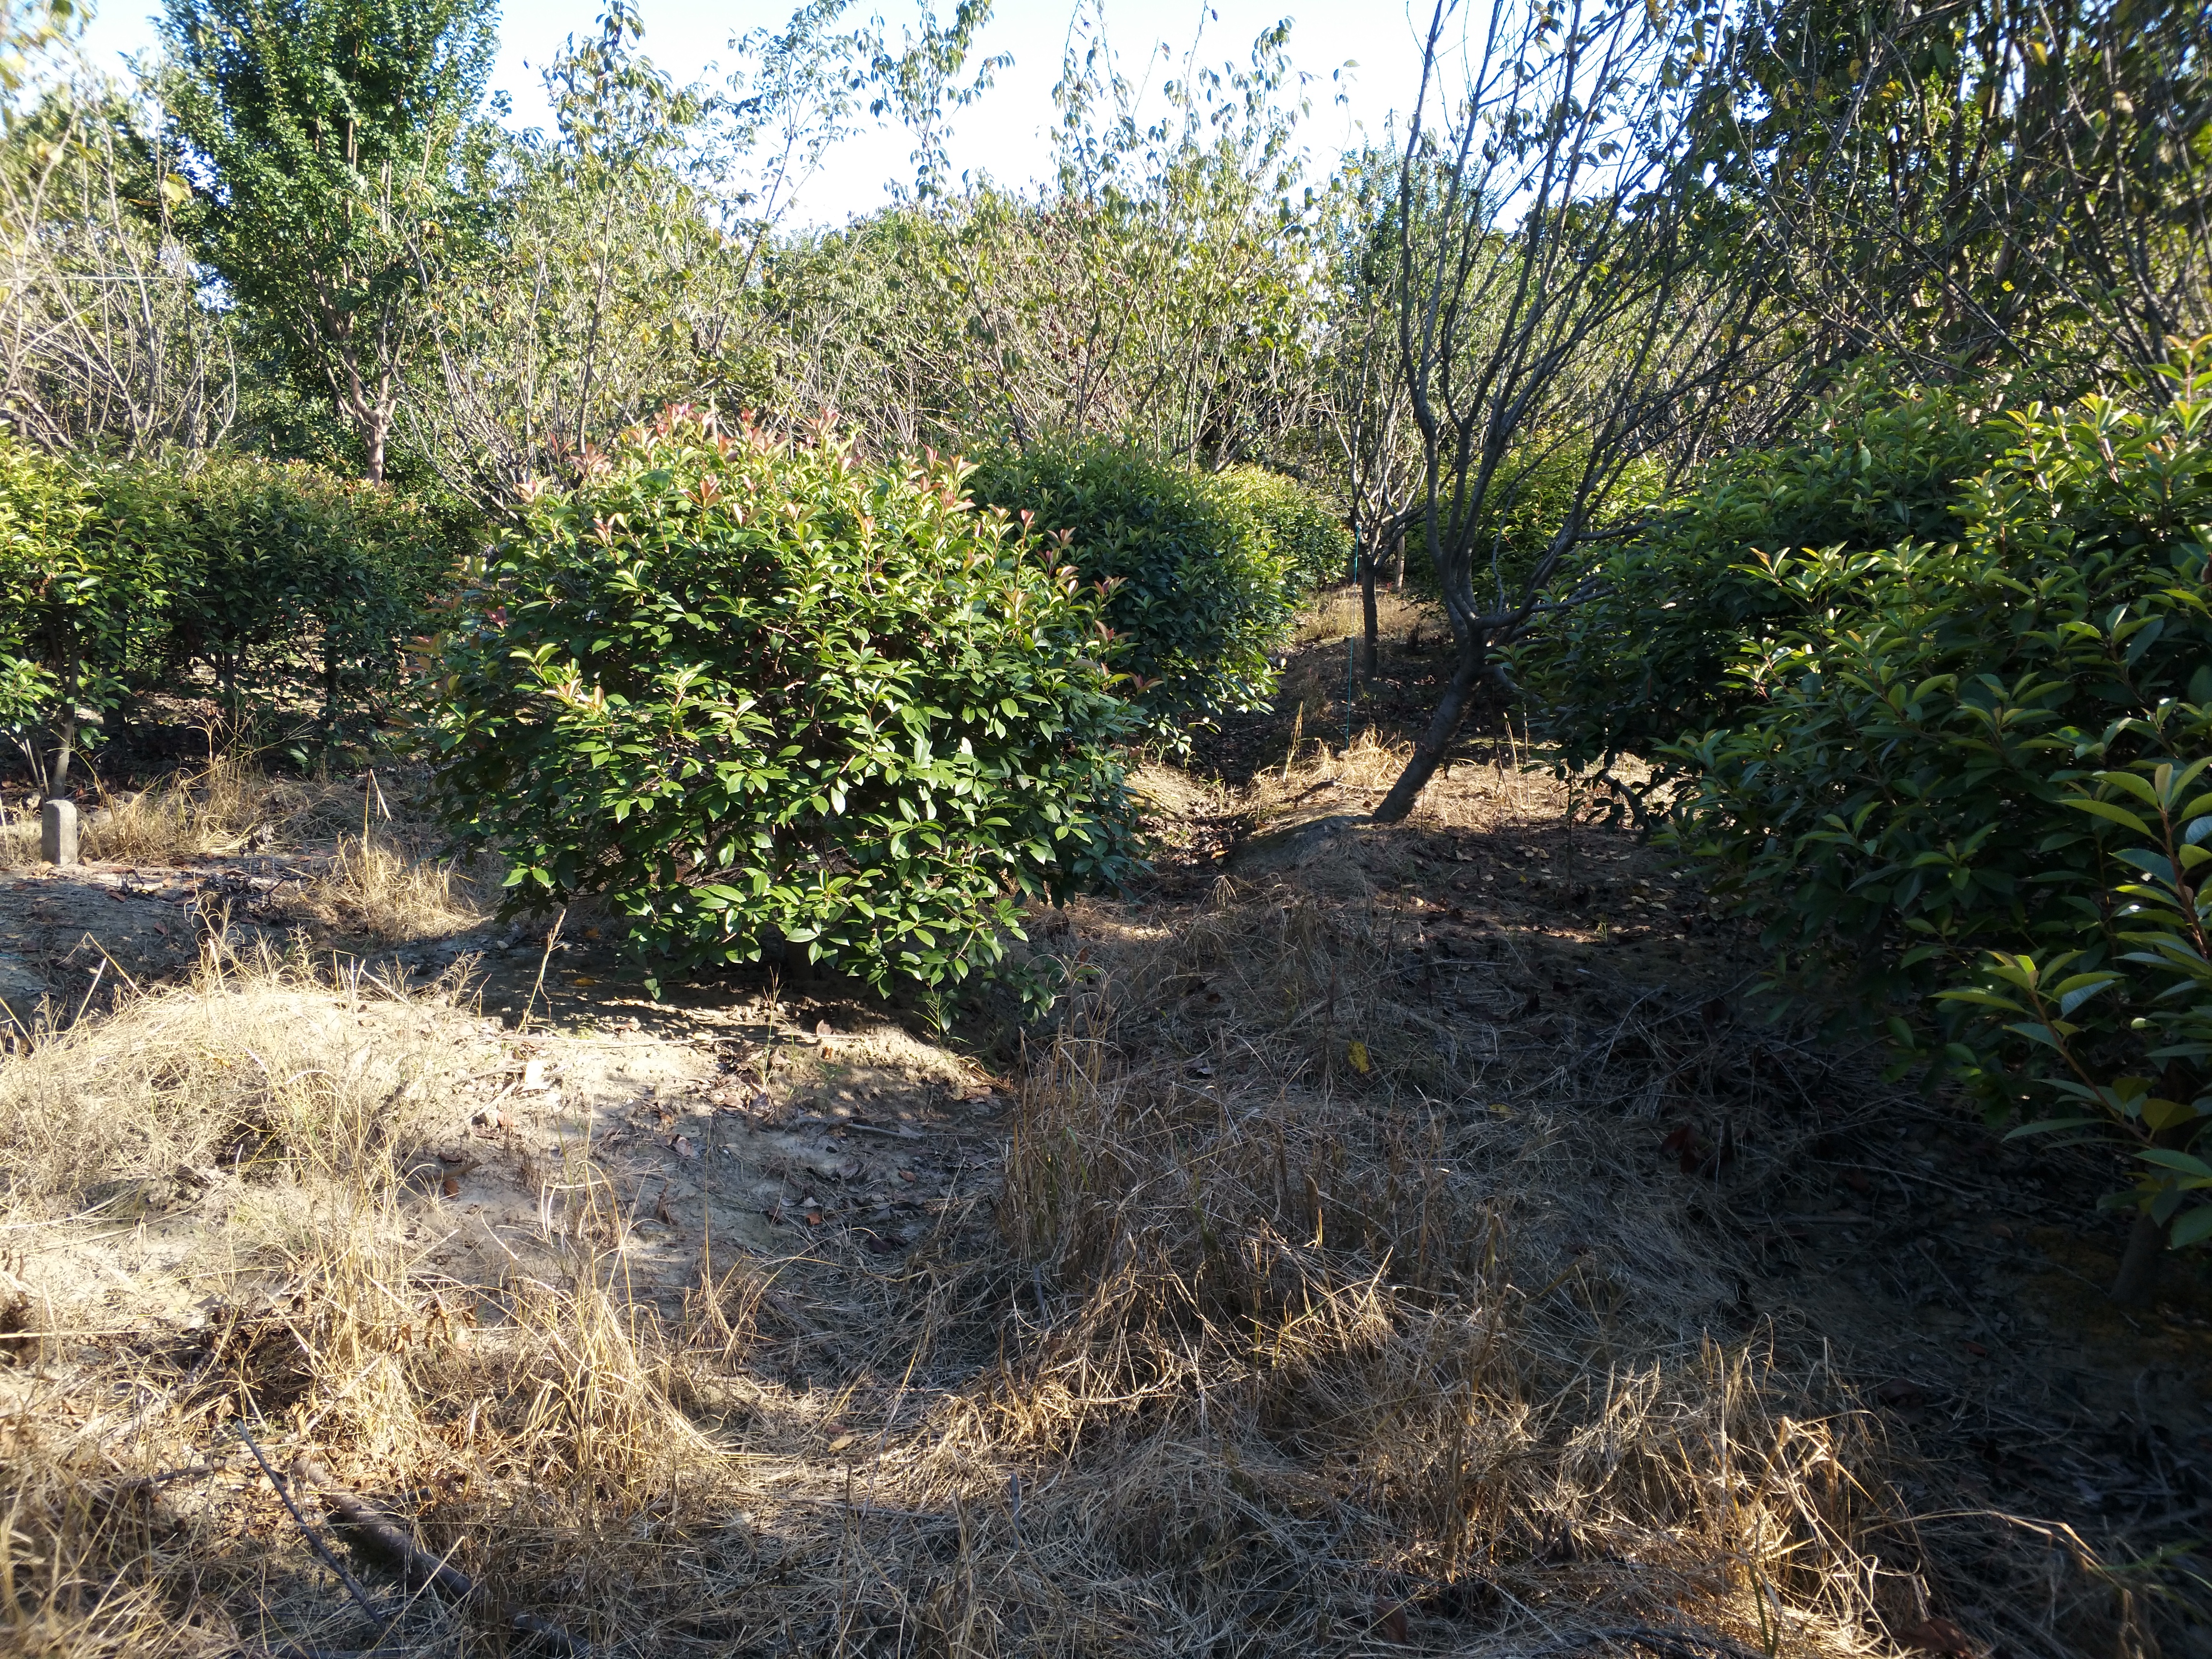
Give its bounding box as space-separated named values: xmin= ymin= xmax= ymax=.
xmin=1 ymin=643 xmax=2205 ymax=1659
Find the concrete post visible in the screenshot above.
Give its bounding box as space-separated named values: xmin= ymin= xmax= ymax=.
xmin=39 ymin=797 xmax=76 ymax=866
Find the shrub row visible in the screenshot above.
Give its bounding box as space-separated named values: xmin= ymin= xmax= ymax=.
xmin=0 ymin=439 xmax=459 ymax=786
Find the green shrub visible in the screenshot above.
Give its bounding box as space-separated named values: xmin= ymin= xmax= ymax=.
xmin=0 ymin=440 xmax=458 ymax=783
xmin=429 ymin=410 xmax=1141 ymax=999
xmin=1214 ymin=465 xmax=1350 ymax=592
xmin=120 ymin=455 xmax=459 ymax=744
xmin=967 ymin=443 xmax=1292 ymax=743
xmin=1521 ymin=380 xmax=2000 ymax=786
xmin=0 ymin=436 xmax=147 ymax=790
xmin=1951 ymin=722 xmax=2212 ymax=1254
xmin=1663 ymin=369 xmax=2212 ymax=1243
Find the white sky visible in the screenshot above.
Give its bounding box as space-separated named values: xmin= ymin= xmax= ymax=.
xmin=69 ymin=0 xmax=1438 ymax=227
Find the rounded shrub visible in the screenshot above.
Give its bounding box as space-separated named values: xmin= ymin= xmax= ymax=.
xmin=430 ymin=410 xmax=1141 ymax=998
xmin=1519 ymin=381 xmax=1999 ymax=786
xmin=1214 ymin=465 xmax=1350 ymax=593
xmin=966 ymin=442 xmax=1292 ymax=744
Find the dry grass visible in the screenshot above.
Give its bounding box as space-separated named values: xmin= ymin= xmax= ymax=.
xmin=1295 ymin=586 xmax=1435 ymax=647
xmin=296 ymin=833 xmax=489 ymax=941
xmin=72 ymin=757 xmax=348 ymax=866
xmin=0 ymin=752 xmax=2180 ymax=1659
xmin=2 ymin=758 xmax=494 ymax=945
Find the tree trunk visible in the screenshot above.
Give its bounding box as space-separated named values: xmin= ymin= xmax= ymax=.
xmin=1371 ymin=632 xmax=1485 ymax=824
xmin=1391 ymin=528 xmax=1407 ymax=592
xmin=1358 ymin=534 xmax=1380 ymax=679
xmin=48 ymin=644 xmax=79 ymax=795
xmin=363 ymin=412 xmax=387 ymax=485
xmin=2110 ymin=1206 xmax=2167 ymax=1305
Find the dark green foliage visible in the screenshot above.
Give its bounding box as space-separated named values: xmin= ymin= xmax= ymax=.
xmin=0 ymin=439 xmax=457 ymax=782
xmin=1663 ymin=369 xmax=2212 ymax=1238
xmin=967 ymin=443 xmax=1292 ymax=743
xmin=1523 ymin=381 xmax=2002 ymax=781
xmin=0 ymin=439 xmax=150 ymax=789
xmin=125 ymin=455 xmax=461 ymax=740
xmin=429 ymin=411 xmax=1140 ymax=1000
xmin=1215 ymin=465 xmax=1350 ymax=593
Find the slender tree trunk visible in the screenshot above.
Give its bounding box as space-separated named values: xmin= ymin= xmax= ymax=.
xmin=322 ymin=625 xmax=342 ymax=746
xmin=1371 ymin=632 xmax=1485 ymax=823
xmin=2111 ymin=1206 xmax=2167 ymax=1305
xmin=1358 ymin=531 xmax=1380 ymax=679
xmin=1391 ymin=528 xmax=1407 ymax=592
xmin=48 ymin=643 xmax=79 ymax=795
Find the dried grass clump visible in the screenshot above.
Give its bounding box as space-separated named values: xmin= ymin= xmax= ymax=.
xmin=0 ymin=950 xmax=473 ymax=1220
xmin=1294 ymin=586 xmax=1433 ymax=647
xmin=0 ymin=795 xmax=35 ymax=867
xmin=73 ymin=757 xmax=323 ymax=864
xmin=299 ymin=832 xmax=488 ymax=941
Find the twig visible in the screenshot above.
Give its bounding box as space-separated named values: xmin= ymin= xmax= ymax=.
xmin=237 ymin=1425 xmax=388 ymax=1635
xmin=288 ymin=1454 xmax=591 ymax=1657
xmin=517 ymin=907 xmax=568 ymax=1037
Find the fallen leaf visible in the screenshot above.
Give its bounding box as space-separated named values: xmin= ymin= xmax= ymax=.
xmin=1986 ymin=1221 xmax=2015 ymax=1240
xmin=1372 ymin=1595 xmax=1409 ymax=1644
xmin=673 ymin=1135 xmax=696 ymax=1159
xmin=654 ymin=1193 xmax=675 ymax=1224
xmin=1346 ymin=1040 xmax=1371 ymax=1075
xmin=1898 ymin=1617 xmax=1975 ymax=1657
xmin=520 ymin=1059 xmax=547 ymax=1092
xmin=1960 ymin=1339 xmax=1988 ymax=1357
xmin=815 ymin=1019 xmax=834 ymax=1038
xmin=571 ymin=974 xmax=597 ymax=987
xmin=440 ymin=1176 xmax=460 ymax=1199
xmin=1488 ymin=1101 xmax=1510 ymax=1118
xmin=803 ymin=1210 xmax=822 ymax=1226
xmin=1874 ymin=1378 xmax=1925 ymax=1408
xmin=897 ymin=1168 xmax=916 ymax=1182
xmin=827 ymin=1432 xmax=856 ymax=1453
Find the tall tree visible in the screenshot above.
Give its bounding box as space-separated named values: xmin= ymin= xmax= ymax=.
xmin=1713 ymin=0 xmax=2212 ymax=392
xmin=160 ymin=0 xmax=495 ymax=482
xmin=1369 ymin=0 xmax=1787 ymax=823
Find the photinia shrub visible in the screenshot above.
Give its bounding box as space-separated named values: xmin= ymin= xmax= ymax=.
xmin=967 ymin=442 xmax=1292 ymax=745
xmin=1214 ymin=464 xmax=1351 ymax=593
xmin=429 ymin=409 xmax=1141 ymax=999
xmin=1663 ymin=364 xmax=2212 ymax=1263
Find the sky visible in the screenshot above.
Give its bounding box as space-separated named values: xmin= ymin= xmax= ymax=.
xmin=67 ymin=0 xmax=1438 ymax=227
